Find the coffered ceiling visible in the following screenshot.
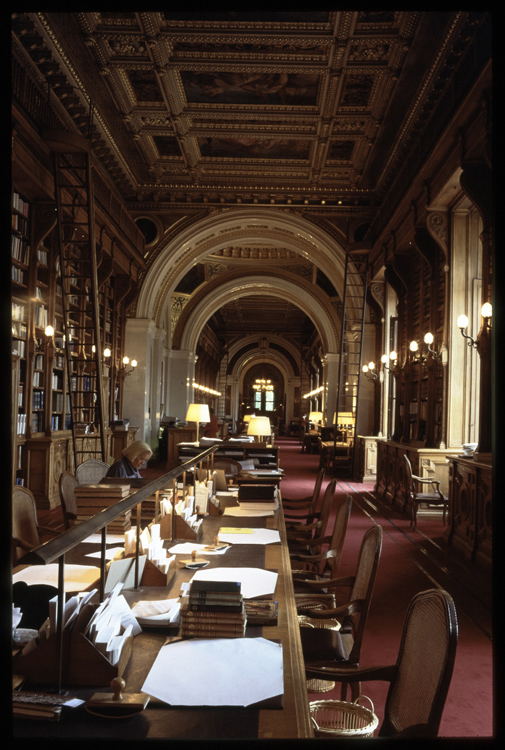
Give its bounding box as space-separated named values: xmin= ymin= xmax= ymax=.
xmin=12 ymin=11 xmax=487 ymax=212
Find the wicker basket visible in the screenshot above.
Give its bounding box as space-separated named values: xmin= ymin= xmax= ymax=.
xmin=299 ymin=615 xmax=341 ymax=693
xmin=310 ymin=696 xmax=379 ymax=738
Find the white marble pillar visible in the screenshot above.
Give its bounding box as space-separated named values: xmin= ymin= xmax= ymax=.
xmin=123 ymin=318 xmax=157 ymax=445
xmin=167 ymin=349 xmax=198 ymax=423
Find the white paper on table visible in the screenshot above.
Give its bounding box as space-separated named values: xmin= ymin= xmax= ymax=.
xmin=218 ymin=528 xmax=281 ymax=545
xmin=167 ymin=542 xmax=229 ymax=556
xmin=130 ymin=598 xmax=180 ymax=625
xmin=104 ymin=555 xmax=147 ymax=594
xmin=81 ymin=533 xmax=126 ymax=545
xmin=142 ymin=637 xmax=283 ymax=707
xmin=223 ymin=507 xmax=274 ymax=517
xmin=85 ymin=546 xmax=124 ymax=560
xmin=190 ymin=567 xmax=277 ymax=599
xmin=13 ymin=564 xmax=100 ymax=592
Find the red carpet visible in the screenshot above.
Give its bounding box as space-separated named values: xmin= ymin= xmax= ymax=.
xmin=275 ymin=435 xmax=494 ymax=738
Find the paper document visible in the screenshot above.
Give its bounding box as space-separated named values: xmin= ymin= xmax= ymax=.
xmin=13 ymin=564 xmax=100 ymax=592
xmin=223 ymin=507 xmax=274 ymax=517
xmin=142 ymin=637 xmax=283 ymax=707
xmin=218 ymin=528 xmax=281 ymax=545
xmin=190 ymin=566 xmax=277 ymax=599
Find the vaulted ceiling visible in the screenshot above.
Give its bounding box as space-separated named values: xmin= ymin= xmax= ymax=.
xmin=11 ymin=12 xmax=490 ymax=352
xmin=11 ymin=11 xmax=487 ymax=209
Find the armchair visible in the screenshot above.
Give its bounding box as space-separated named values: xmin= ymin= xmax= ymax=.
xmin=58 ymin=470 xmax=78 ymax=529
xmin=297 ymin=524 xmax=383 ymax=701
xmin=75 ymin=459 xmax=110 ymax=485
xmin=404 ymin=454 xmax=448 ymax=530
xmin=306 ymin=588 xmax=458 ymax=738
xmin=12 ymin=486 xmax=60 ymax=565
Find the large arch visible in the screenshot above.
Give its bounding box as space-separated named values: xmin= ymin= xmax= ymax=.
xmin=174 ymin=270 xmax=340 ymax=354
xmin=136 ymin=207 xmax=348 ymax=324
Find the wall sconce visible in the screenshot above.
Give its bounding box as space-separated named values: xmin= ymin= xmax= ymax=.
xmin=362 ymin=361 xmax=379 ymax=381
xmin=409 ymin=340 xmax=426 ymax=364
xmin=457 ymin=303 xmax=492 ymax=348
xmin=34 ymin=324 xmax=55 ymax=352
xmin=120 ymin=355 xmax=137 ymax=377
xmin=423 ymin=332 xmax=441 ymax=360
xmin=381 ymin=351 xmax=398 ymax=372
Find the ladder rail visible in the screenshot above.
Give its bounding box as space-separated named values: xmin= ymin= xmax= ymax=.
xmin=333 ymin=249 xmax=370 ymax=476
xmin=52 ymin=147 xmax=107 ymax=468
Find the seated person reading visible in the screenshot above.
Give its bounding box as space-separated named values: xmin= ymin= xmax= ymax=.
xmin=106 ymin=440 xmax=152 ymax=479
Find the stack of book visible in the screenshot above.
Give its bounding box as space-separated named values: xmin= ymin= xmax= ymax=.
xmin=180 ymin=579 xmax=246 ymax=638
xmin=74 ymin=483 xmax=132 ymax=533
xmin=238 ymin=483 xmax=278 ymax=511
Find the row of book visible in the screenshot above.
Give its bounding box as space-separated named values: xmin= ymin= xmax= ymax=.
xmin=180 ymin=579 xmax=246 ymax=638
xmin=12 ymin=191 xmax=30 ymax=216
xmin=237 ymin=483 xmax=279 ymax=511
xmin=11 ymin=235 xmax=30 ymax=263
xmin=11 ymin=265 xmax=26 ymax=285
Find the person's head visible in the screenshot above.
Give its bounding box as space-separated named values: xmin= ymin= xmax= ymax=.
xmin=209 ymin=408 xmax=214 ymax=416
xmin=122 ymin=440 xmax=152 ymax=469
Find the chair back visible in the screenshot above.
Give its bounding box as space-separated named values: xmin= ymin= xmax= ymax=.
xmin=321 ymin=494 xmax=352 ymax=579
xmin=310 ymin=467 xmax=326 ymax=512
xmin=212 ymin=458 xmax=243 ymax=477
xmin=75 ymin=459 xmax=110 ymax=485
xmin=346 ymin=524 xmax=383 ymax=662
xmin=12 ymin=486 xmax=40 ymax=563
xmin=58 ymin=471 xmax=78 ymax=528
xmin=380 ymin=588 xmax=458 ymax=738
xmin=307 ymin=479 xmax=337 ymax=554
xmin=403 ymin=453 xmax=415 ymax=498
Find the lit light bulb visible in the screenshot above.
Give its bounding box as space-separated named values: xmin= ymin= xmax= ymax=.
xmin=457 ymin=314 xmax=469 ymax=329
xmin=409 ymin=341 xmax=418 ymax=352
xmin=104 ymin=347 xmax=111 ymax=358
xmin=44 ymin=325 xmax=54 ymax=337
xmin=481 ymin=302 xmax=492 ymax=319
xmin=424 ymin=332 xmax=434 ymax=345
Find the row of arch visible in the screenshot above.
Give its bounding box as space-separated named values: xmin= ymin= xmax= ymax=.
xmin=125 ymin=208 xmax=358 ymax=434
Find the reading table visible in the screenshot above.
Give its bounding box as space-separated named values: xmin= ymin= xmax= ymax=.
xmin=13 ymin=493 xmax=312 ymax=740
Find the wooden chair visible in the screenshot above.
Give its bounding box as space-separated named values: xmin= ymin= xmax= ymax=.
xmin=297 ymin=524 xmax=383 ymax=701
xmin=404 ymin=454 xmax=448 ymax=530
xmin=291 ymin=494 xmax=352 ymax=588
xmin=306 ymin=588 xmax=458 ymax=738
xmin=212 ymin=458 xmax=243 ymax=479
xmin=286 ymin=479 xmax=337 ymax=558
xmin=282 ymin=467 xmax=325 ymax=519
xmin=58 ymin=470 xmax=78 ymax=529
xmin=12 ymin=486 xmax=59 ymax=565
xmin=75 ymin=459 xmax=110 ymax=485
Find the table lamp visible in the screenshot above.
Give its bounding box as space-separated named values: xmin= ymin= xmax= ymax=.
xmin=308 ymin=411 xmax=323 ymax=426
xmin=247 ymin=416 xmax=271 ymax=443
xmin=186 ymin=403 xmax=210 ymax=441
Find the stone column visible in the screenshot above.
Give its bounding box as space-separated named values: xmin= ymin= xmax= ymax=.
xmin=123 ymin=318 xmax=157 ymax=445
xmin=167 ymin=349 xmax=198 ymax=423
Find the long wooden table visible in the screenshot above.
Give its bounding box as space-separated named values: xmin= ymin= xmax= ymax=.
xmin=13 ymin=494 xmax=312 ymax=740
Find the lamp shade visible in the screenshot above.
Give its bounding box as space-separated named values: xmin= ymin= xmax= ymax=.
xmin=247 ymin=416 xmax=271 ymax=438
xmin=308 ymin=411 xmax=323 ymax=423
xmin=186 ymin=403 xmax=210 ymax=424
